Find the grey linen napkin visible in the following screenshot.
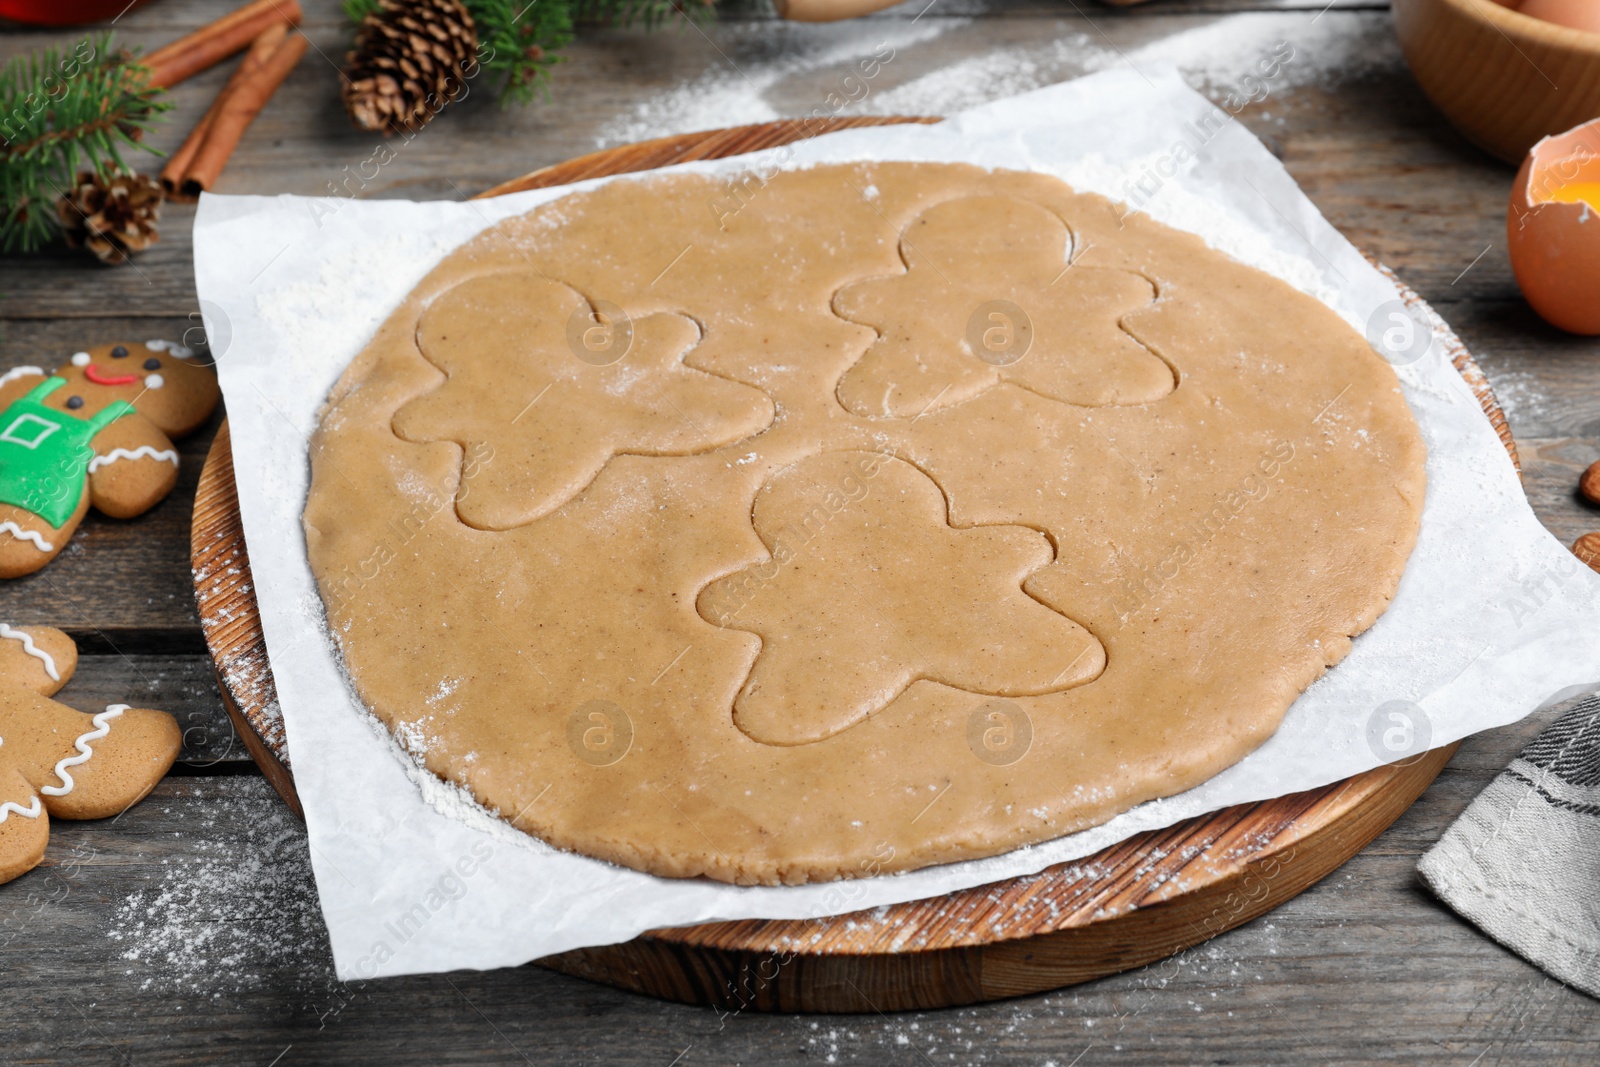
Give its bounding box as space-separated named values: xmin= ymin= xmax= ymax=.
xmin=1418 ymin=695 xmax=1600 ymax=997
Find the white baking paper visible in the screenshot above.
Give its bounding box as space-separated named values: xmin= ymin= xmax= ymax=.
xmin=191 ymin=68 xmax=1600 ymax=981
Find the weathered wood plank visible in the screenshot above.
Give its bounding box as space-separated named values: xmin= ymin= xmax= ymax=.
xmin=59 ymin=652 xmax=247 ymax=765
xmin=0 ymin=406 xmax=220 ymax=636
xmin=0 ymin=317 xmax=214 ymax=366
xmin=1518 ymin=437 xmax=1600 ymax=548
xmin=0 ymin=0 xmax=1391 ymax=34
xmin=1441 ymin=303 xmax=1600 ymax=442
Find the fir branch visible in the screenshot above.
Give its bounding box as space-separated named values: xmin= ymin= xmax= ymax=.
xmin=0 ymin=35 xmax=166 ymax=254
xmin=575 ymin=0 xmax=716 ymax=32
xmin=344 ymin=0 xmax=713 ymax=107
xmin=473 ymin=0 xmax=574 ymax=107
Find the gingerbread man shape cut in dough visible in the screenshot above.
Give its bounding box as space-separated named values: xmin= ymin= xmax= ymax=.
xmin=833 ymin=195 xmax=1175 ymax=419
xmin=392 ymin=270 xmax=775 ymax=529
xmin=0 ymin=341 xmax=220 ymax=578
xmin=0 ymin=624 xmax=182 ymax=884
xmin=699 ymin=451 xmax=1106 ymax=746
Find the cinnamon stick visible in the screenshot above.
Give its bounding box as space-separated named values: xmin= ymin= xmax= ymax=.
xmin=180 ymin=32 xmax=309 ymax=199
xmin=141 ymin=0 xmax=302 ymax=90
xmin=160 ymin=23 xmax=289 ymax=200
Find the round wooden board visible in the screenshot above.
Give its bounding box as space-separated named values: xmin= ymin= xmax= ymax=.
xmin=191 ymin=117 xmax=1518 ymax=1013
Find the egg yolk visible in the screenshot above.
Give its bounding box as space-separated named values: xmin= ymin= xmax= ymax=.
xmin=1547 ymin=181 xmax=1600 ymax=210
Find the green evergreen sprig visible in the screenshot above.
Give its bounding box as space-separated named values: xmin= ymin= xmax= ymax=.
xmin=470 ymin=0 xmax=574 ymax=106
xmin=343 ymin=0 xmax=714 ymax=106
xmin=0 ymin=35 xmax=167 ymax=254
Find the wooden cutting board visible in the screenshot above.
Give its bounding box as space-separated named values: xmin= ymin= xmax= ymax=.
xmin=191 ymin=116 xmax=1516 ymax=1013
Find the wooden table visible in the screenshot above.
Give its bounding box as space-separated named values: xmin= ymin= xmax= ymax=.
xmin=1 ymin=0 xmax=1597 ymax=1062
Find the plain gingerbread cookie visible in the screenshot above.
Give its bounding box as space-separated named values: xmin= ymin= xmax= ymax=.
xmin=0 ymin=624 xmax=181 ymax=884
xmin=0 ymin=341 xmax=220 ymax=577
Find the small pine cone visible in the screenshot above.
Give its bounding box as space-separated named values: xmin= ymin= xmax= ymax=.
xmin=56 ymin=171 xmax=162 ymax=266
xmin=343 ymin=0 xmax=479 ymax=136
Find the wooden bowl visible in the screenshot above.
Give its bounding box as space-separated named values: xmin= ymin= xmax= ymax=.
xmin=1394 ymin=0 xmax=1600 ymax=163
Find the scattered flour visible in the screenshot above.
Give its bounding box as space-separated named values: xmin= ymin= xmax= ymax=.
xmin=1481 ymin=368 xmax=1552 ymax=432
xmin=1110 ymin=10 xmax=1399 ymax=92
xmin=106 ymin=795 xmax=339 ymax=1000
xmin=600 ymin=11 xmax=1402 ymax=146
xmin=595 ymin=18 xmax=963 ymax=146
xmin=342 ymin=651 xmax=564 ymax=857
xmin=194 ymin=532 xmax=288 ymax=760
xmin=863 ymin=34 xmax=1096 ymax=116
xmin=868 ymin=11 xmax=1399 ymax=116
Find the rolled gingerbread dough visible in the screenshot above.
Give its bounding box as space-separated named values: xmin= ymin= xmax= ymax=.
xmin=304 ymin=162 xmax=1425 ymax=885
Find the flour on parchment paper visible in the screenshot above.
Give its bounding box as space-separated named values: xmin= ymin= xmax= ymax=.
xmin=252 ymin=232 xmax=445 ymax=367
xmin=351 ymin=669 xmax=566 ymax=859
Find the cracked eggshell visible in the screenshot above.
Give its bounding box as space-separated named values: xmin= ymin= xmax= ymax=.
xmin=1508 ymin=117 xmax=1600 ymax=335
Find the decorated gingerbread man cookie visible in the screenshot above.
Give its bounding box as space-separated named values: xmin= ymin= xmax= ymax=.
xmin=0 ymin=624 xmax=181 ymax=884
xmin=0 ymin=341 xmax=219 ymax=577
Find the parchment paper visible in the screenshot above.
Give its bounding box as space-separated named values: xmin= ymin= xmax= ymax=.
xmin=191 ymin=68 xmax=1600 ymax=980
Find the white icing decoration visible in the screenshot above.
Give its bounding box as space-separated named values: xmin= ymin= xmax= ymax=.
xmin=144 ymin=374 xmax=165 ymax=389
xmin=0 ymin=366 xmax=44 ymax=388
xmin=70 ymin=352 xmax=90 ymax=367
xmin=0 ymin=794 xmax=41 ymax=824
xmin=87 ymin=446 xmax=178 ymax=473
xmin=0 ymin=734 xmax=43 ymax=823
xmin=40 ymin=704 xmax=127 ymax=798
xmin=0 ymin=623 xmax=59 ymax=682
xmin=0 ymin=522 xmax=52 ymax=552
xmin=146 ymin=340 xmax=193 ymax=359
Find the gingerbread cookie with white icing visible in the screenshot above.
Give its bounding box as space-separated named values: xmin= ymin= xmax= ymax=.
xmin=0 ymin=341 xmax=219 ymax=577
xmin=0 ymin=624 xmax=181 ymax=884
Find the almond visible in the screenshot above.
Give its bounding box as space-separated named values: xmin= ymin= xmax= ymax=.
xmin=1581 ymin=461 xmax=1600 ymax=507
xmin=1573 ymin=533 xmax=1600 ymax=574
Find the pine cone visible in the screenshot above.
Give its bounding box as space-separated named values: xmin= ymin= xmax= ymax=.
xmin=343 ymin=0 xmax=479 ymax=136
xmin=56 ymin=171 xmax=162 ymax=266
